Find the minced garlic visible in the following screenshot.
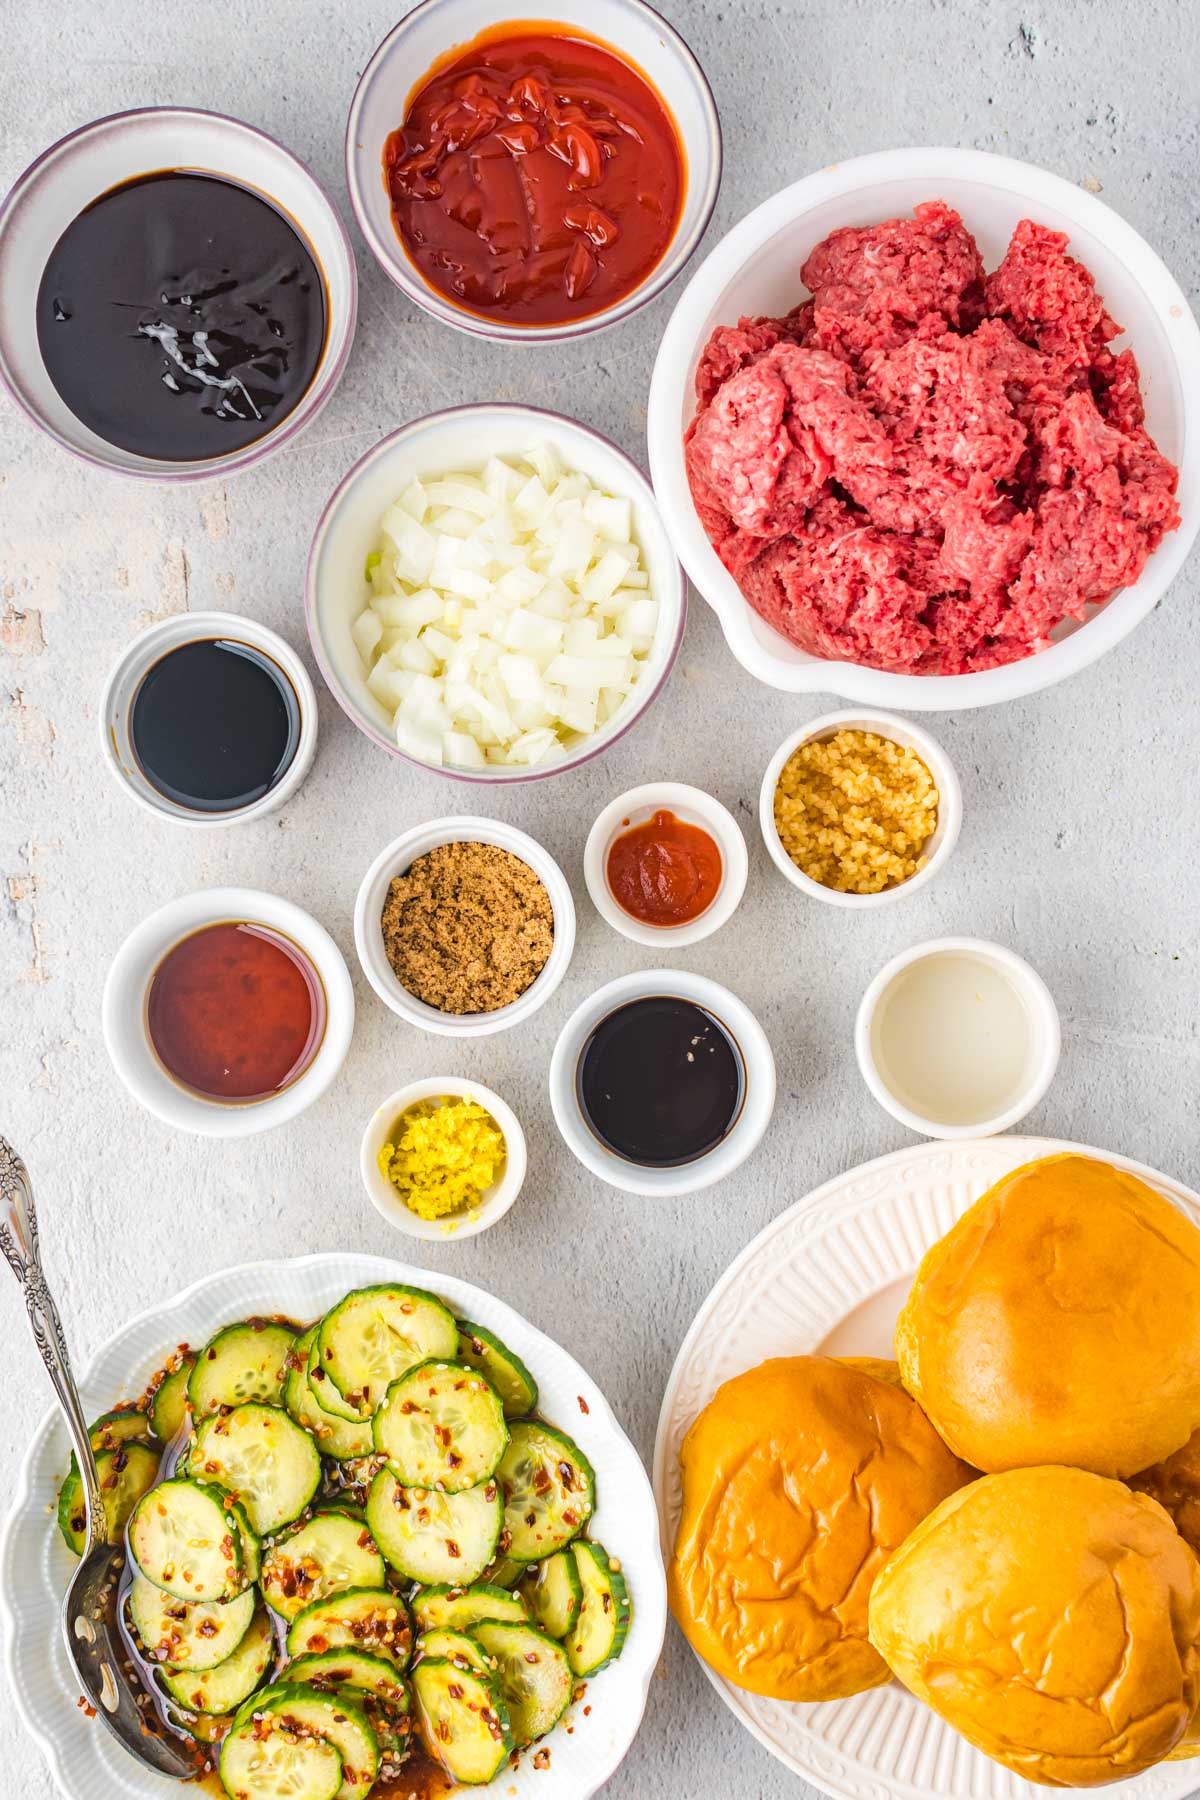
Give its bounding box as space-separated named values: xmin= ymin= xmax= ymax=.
xmin=773 ymin=729 xmax=938 ymax=894
xmin=377 ymin=1099 xmax=506 ymax=1221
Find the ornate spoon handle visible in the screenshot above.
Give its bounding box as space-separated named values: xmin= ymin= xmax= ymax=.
xmin=0 ymin=1137 xmax=109 ymax=1546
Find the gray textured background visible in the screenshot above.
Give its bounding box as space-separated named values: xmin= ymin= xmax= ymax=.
xmin=2 ymin=1 xmax=1198 ymax=1795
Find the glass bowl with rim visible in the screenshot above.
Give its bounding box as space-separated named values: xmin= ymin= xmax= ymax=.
xmin=345 ymin=0 xmax=722 ymax=343
xmin=0 ymin=107 xmax=357 ymax=480
xmin=306 ymin=402 xmax=686 ymax=783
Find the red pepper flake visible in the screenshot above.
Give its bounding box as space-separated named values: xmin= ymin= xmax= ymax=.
xmin=577 ymin=1396 xmax=590 ymax=1414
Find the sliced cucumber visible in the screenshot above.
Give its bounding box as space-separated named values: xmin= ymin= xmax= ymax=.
xmin=497 ymin=1421 xmax=595 ymax=1563
xmin=252 ymin=1683 xmax=378 ymax=1800
xmin=57 ymin=1440 xmax=160 ymax=1556
xmin=469 ymin=1620 xmax=572 ymax=1745
xmin=229 ymin=1495 xmax=263 ymax=1587
xmin=416 ymin=1629 xmax=491 ymax=1677
xmin=128 ymin=1477 xmax=246 ymax=1602
xmin=412 ymin=1583 xmax=529 ymax=1634
xmin=518 ymin=1549 xmax=583 ymax=1640
xmin=305 ymin=1334 xmax=365 ymax=1425
xmin=89 ymin=1407 xmax=153 ymax=1454
xmin=160 ymin=1605 xmax=274 ymax=1715
xmin=189 ymin=1403 xmax=321 ymax=1535
xmin=220 ymin=1710 xmax=343 ymax=1800
xmin=261 ymin=1512 xmax=386 ymax=1621
xmin=286 ymin=1650 xmax=410 ymax=1713
xmin=480 ymin=1555 xmax=524 ymax=1590
xmin=284 ymin=1328 xmax=374 ymax=1462
xmin=411 ymin=1657 xmax=512 ymax=1786
xmin=151 ymin=1355 xmax=195 ymax=1443
xmin=189 ymin=1320 xmax=297 ymax=1417
xmin=166 ymin=1705 xmax=230 ymax=1744
xmin=455 ymin=1322 xmax=538 ymax=1420
xmin=287 ymin=1588 xmax=413 ymax=1670
xmin=372 ymin=1361 xmax=508 ymax=1493
xmin=129 ymin=1573 xmax=255 ymax=1670
xmin=565 ymin=1541 xmax=631 ymax=1677
xmin=366 ymin=1468 xmax=501 ymax=1586
xmin=316 ymin=1286 xmax=458 ymax=1419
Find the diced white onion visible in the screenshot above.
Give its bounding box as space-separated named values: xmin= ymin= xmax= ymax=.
xmin=351 ymin=446 xmax=656 ymax=769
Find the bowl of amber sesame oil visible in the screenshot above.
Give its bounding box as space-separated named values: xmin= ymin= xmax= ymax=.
xmin=759 ymin=709 xmax=962 ymax=909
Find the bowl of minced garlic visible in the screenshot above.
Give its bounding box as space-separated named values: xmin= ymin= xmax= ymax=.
xmin=760 ymin=711 xmax=962 ymax=908
xmin=360 ymin=1078 xmax=527 ymax=1240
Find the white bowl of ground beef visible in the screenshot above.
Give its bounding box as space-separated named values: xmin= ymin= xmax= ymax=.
xmin=647 ymin=146 xmax=1200 ymax=710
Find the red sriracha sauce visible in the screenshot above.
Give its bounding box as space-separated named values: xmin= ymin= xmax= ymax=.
xmin=383 ymin=24 xmax=685 ymax=328
xmin=606 ymin=810 xmax=723 ymax=928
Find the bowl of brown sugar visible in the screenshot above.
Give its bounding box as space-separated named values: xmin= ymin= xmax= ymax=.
xmin=354 ymin=817 xmax=576 ymax=1035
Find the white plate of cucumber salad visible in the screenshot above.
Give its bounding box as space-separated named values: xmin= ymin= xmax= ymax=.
xmin=0 ymin=1252 xmax=666 ymax=1800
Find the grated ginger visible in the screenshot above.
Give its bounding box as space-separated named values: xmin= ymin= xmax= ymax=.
xmin=377 ymin=1099 xmax=506 ymax=1221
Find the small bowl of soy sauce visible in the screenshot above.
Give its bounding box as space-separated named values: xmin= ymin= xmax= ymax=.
xmin=101 ymin=611 xmax=318 ymax=826
xmin=548 ymin=970 xmax=776 ymax=1197
xmin=0 ymin=108 xmax=356 ymax=479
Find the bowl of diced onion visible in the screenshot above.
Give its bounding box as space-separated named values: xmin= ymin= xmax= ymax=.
xmin=306 ymin=403 xmax=687 ymax=780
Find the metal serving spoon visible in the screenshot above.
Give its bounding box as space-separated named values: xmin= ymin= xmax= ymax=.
xmin=0 ymin=1137 xmax=194 ymax=1780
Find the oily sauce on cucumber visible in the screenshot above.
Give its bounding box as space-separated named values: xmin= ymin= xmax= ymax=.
xmin=36 ymin=171 xmax=326 ymax=460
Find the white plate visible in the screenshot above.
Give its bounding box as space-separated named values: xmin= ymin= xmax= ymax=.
xmin=653 ymin=1136 xmax=1200 ymax=1800
xmin=1 ymin=1252 xmax=666 ymax=1800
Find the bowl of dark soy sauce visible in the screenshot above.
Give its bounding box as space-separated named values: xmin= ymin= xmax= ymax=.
xmin=101 ymin=611 xmax=318 ymax=826
xmin=549 ymin=970 xmax=776 ymax=1196
xmin=0 ymin=108 xmax=356 ymax=479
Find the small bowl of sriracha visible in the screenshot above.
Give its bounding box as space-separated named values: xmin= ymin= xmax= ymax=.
xmin=584 ymin=781 xmax=748 ymax=948
xmin=346 ymin=0 xmax=722 ymax=341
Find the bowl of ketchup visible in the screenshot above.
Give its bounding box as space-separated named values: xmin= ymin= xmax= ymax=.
xmin=346 ymin=0 xmax=721 ymax=340
xmin=584 ymin=780 xmax=748 ymax=947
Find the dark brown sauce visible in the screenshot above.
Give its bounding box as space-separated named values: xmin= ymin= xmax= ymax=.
xmin=36 ymin=171 xmax=326 ymax=460
xmin=577 ymin=994 xmax=745 ymax=1166
xmin=130 ymin=638 xmax=302 ymax=814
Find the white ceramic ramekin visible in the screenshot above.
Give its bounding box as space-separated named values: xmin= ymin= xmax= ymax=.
xmin=584 ymin=781 xmax=748 ymax=947
xmin=647 ymin=146 xmax=1200 ymax=710
xmin=101 ymin=888 xmax=355 ymax=1137
xmin=855 ymin=936 xmax=1061 ymax=1140
xmin=307 ymin=403 xmax=686 ymax=784
xmin=549 ymin=969 xmax=776 ymax=1197
xmin=99 ymin=611 xmax=319 ymax=827
xmin=760 ymin=709 xmax=961 ymax=909
xmin=345 ymin=0 xmax=721 ymax=343
xmin=360 ymin=1077 xmax=527 ymax=1242
xmin=354 ymin=817 xmax=576 ymax=1037
xmin=0 ymin=108 xmax=357 ymax=480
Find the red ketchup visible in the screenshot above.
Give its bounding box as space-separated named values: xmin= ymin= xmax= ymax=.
xmin=606 ymin=810 xmax=723 ymax=928
xmin=384 ymin=25 xmax=685 ymax=327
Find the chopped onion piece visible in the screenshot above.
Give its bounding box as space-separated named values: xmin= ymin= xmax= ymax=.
xmin=352 ymin=446 xmax=657 ymax=770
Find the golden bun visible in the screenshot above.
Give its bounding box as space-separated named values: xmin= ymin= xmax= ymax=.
xmin=668 ymin=1355 xmax=971 ymax=1702
xmin=895 ymin=1154 xmax=1200 ymax=1477
xmin=1132 ymin=1427 xmax=1200 ymax=1556
xmin=868 ymin=1466 xmax=1200 ymax=1786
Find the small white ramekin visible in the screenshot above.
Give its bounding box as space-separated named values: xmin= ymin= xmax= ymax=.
xmin=360 ymin=1077 xmax=527 ymax=1243
xmin=584 ymin=782 xmax=747 ymax=947
xmin=354 ymin=817 xmax=576 ymax=1038
xmin=549 ymin=969 xmax=776 ymax=1197
xmin=760 ymin=710 xmax=962 ymax=909
xmin=345 ymin=0 xmax=722 ymax=344
xmin=101 ymin=887 xmax=355 ymax=1138
xmin=306 ymin=403 xmax=685 ymax=785
xmin=99 ymin=611 xmax=319 ymax=827
xmin=0 ymin=108 xmax=357 ymax=480
xmin=854 ymin=936 xmax=1061 ymax=1140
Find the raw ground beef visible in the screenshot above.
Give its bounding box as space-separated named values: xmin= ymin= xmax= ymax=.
xmin=685 ymin=201 xmax=1181 ymax=674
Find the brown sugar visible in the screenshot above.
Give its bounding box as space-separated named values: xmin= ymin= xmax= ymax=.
xmin=381 ymin=841 xmax=554 ymax=1013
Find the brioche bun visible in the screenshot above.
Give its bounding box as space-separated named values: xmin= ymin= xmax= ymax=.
xmin=668 ymin=1355 xmax=971 ymax=1702
xmin=868 ymin=1466 xmax=1200 ymax=1786
xmin=895 ymin=1154 xmax=1200 ymax=1477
